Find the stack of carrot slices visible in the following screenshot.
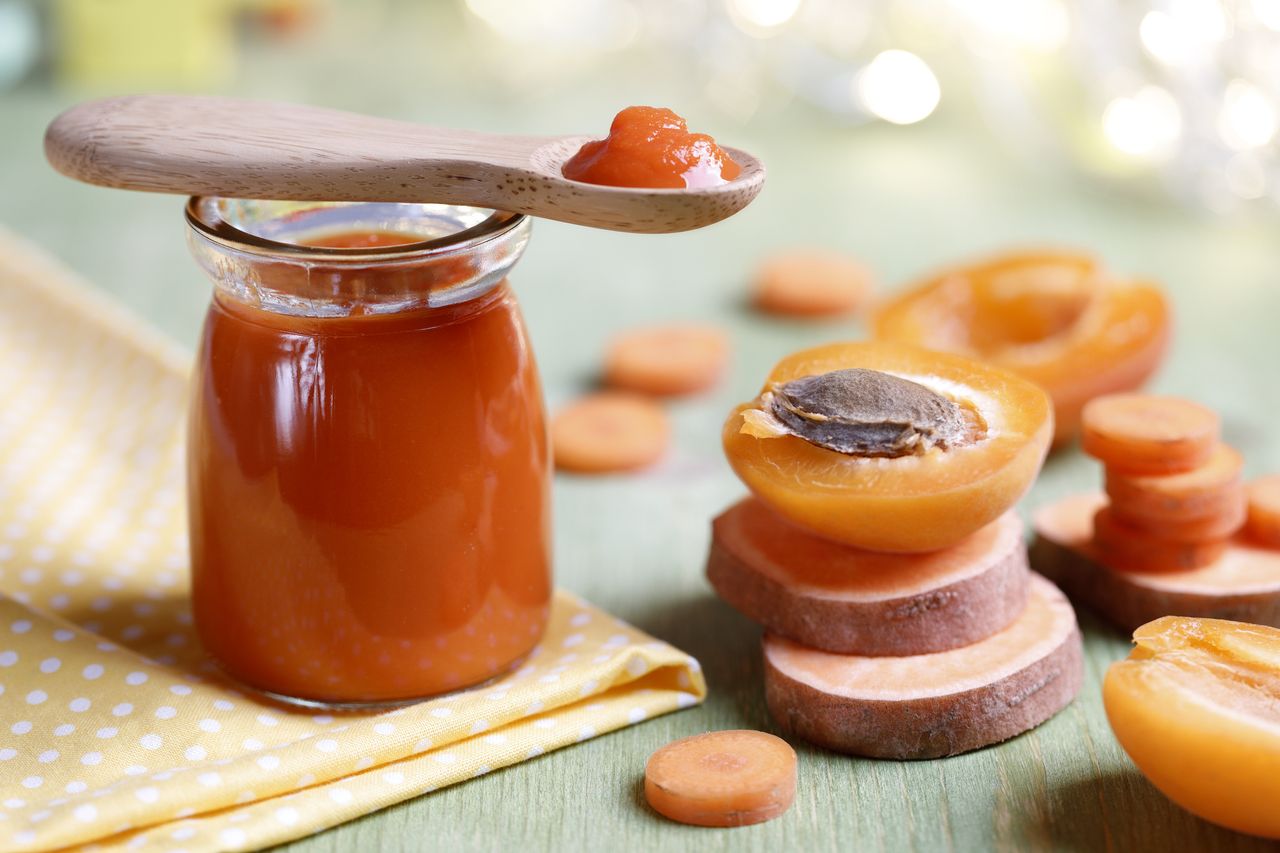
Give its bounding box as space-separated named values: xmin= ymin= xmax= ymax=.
xmin=1032 ymin=393 xmax=1280 ymax=631
xmin=709 ymin=342 xmax=1083 ymax=760
xmin=1085 ymin=394 xmax=1241 ymax=571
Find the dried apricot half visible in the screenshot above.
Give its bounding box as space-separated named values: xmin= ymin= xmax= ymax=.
xmin=722 ymin=341 xmax=1052 ymax=553
xmin=1104 ymin=616 xmax=1280 ymax=839
xmin=872 ymin=250 xmax=1170 ymax=445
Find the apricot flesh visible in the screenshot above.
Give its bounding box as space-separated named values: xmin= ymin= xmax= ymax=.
xmin=1104 ymin=616 xmax=1280 ymax=839
xmin=723 ymin=342 xmax=1052 ymax=553
xmin=872 ymin=250 xmax=1170 ymax=445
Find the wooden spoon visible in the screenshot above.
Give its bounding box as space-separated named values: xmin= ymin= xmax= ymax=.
xmin=44 ymin=95 xmax=765 ymax=235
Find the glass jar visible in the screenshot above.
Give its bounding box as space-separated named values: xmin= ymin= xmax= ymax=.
xmin=184 ymin=198 xmax=551 ymax=708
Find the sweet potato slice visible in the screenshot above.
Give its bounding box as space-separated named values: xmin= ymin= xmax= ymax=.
xmin=763 ymin=574 xmax=1083 ymax=759
xmin=1031 ymin=493 xmax=1280 ymax=632
xmin=707 ymin=499 xmax=1029 ymax=654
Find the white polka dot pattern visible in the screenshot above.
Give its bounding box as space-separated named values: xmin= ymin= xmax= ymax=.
xmin=0 ymin=230 xmax=706 ymax=852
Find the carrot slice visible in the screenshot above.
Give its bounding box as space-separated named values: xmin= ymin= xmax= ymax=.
xmin=1033 ymin=493 xmax=1280 ymax=632
xmin=752 ymin=250 xmax=873 ymax=318
xmin=1246 ymin=475 xmax=1280 ymax=549
xmin=603 ymin=324 xmax=729 ymax=397
xmin=707 ymin=499 xmax=1029 ymax=655
xmin=1105 ymin=444 xmax=1244 ymax=522
xmin=644 ymin=730 xmax=797 ymax=827
xmin=1110 ymin=496 xmax=1246 ymax=544
xmin=551 ymin=392 xmax=668 ymax=474
xmin=1093 ymin=507 xmax=1228 ymax=573
xmin=1081 ymin=394 xmax=1219 ymax=475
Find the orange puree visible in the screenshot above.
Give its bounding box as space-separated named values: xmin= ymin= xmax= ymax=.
xmin=563 ymin=106 xmax=741 ymax=189
xmin=303 ymin=230 xmax=421 ymax=249
xmin=188 ymin=230 xmax=551 ymax=704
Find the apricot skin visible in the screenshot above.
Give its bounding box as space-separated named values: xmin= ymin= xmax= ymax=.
xmin=723 ymin=342 xmax=1052 ymax=553
xmin=1103 ymin=617 xmax=1280 ymax=839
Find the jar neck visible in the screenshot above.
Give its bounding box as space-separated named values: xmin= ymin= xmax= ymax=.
xmin=185 ymin=199 xmax=531 ymax=318
xmin=211 ymin=279 xmax=513 ymax=335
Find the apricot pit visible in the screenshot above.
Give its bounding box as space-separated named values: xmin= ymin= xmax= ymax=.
xmin=759 ymin=368 xmax=967 ymax=458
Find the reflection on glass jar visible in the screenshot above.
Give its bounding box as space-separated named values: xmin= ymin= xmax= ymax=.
xmin=184 ymin=199 xmax=551 ymax=708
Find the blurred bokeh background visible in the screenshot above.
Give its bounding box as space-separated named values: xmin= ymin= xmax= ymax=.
xmin=8 ymin=0 xmax=1280 ymax=207
xmin=1 ymin=0 xmax=1277 ymax=460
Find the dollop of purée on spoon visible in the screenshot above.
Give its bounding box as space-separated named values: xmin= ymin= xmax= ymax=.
xmin=562 ymin=106 xmax=742 ymax=189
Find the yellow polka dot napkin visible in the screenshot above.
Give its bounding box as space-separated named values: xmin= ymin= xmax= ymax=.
xmin=0 ymin=227 xmax=706 ymax=852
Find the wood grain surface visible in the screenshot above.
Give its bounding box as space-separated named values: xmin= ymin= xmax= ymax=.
xmin=5 ymin=18 xmax=1280 ymax=850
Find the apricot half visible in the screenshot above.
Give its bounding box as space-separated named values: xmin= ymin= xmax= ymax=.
xmin=872 ymin=250 xmax=1170 ymax=445
xmin=723 ymin=342 xmax=1052 ymax=553
xmin=1104 ymin=616 xmax=1280 ymax=839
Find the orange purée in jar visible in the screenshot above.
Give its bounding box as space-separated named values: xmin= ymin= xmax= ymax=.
xmin=303 ymin=230 xmax=420 ymax=249
xmin=563 ymin=106 xmax=741 ymax=189
xmin=189 ymin=230 xmax=551 ymax=704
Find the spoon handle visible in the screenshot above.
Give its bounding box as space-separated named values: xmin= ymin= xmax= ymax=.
xmin=44 ymin=94 xmax=557 ymax=204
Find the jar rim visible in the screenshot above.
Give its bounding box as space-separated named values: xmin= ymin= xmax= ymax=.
xmin=184 ymin=197 xmax=527 ymax=262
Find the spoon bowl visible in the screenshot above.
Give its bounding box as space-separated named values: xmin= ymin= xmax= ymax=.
xmin=45 ymin=95 xmax=765 ymax=234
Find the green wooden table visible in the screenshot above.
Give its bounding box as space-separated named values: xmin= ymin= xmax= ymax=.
xmin=4 ymin=9 xmax=1280 ymax=850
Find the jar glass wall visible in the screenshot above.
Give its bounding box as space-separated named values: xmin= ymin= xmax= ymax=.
xmin=184 ymin=199 xmax=551 ymax=708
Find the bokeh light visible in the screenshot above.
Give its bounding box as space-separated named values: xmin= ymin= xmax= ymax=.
xmin=1102 ymin=86 xmax=1182 ymax=159
xmin=726 ymin=0 xmax=803 ymax=33
xmin=855 ymin=50 xmax=940 ymax=125
xmin=1217 ymin=79 xmax=1278 ymax=150
xmin=950 ymin=0 xmax=1070 ymax=52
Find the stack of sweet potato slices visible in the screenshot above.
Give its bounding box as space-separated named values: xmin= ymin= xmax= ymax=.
xmin=707 ymin=498 xmax=1083 ymax=759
